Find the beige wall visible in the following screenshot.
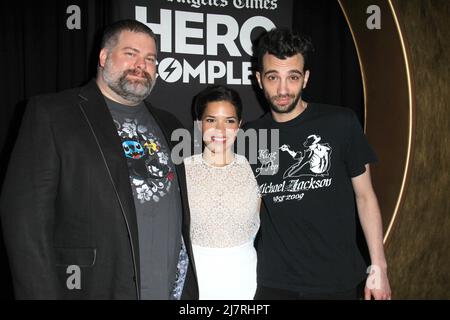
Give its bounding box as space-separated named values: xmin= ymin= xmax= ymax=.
xmin=386 ymin=0 xmax=450 ymax=299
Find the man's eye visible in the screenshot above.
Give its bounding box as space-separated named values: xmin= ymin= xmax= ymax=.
xmin=125 ymin=52 xmax=135 ymax=57
xmin=290 ymin=76 xmax=300 ymax=81
xmin=267 ymin=75 xmax=277 ymax=81
xmin=205 ymin=119 xmax=215 ymax=123
xmin=227 ymin=119 xmax=236 ymax=123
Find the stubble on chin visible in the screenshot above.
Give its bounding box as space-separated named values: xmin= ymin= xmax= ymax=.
xmin=267 ymin=94 xmax=300 ymax=114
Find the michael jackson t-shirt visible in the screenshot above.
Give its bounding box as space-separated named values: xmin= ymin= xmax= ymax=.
xmin=243 ymin=103 xmax=377 ymax=294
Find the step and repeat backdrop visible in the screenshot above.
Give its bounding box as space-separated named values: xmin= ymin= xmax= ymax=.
xmin=107 ymin=0 xmax=293 ymax=127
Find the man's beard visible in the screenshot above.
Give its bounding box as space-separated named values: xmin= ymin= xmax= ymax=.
xmin=265 ymin=89 xmax=302 ymax=114
xmin=102 ymin=57 xmax=155 ymax=104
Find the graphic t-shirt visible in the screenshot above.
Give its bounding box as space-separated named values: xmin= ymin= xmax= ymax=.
xmin=105 ymin=97 xmax=183 ymax=299
xmin=243 ymin=103 xmax=377 ymax=294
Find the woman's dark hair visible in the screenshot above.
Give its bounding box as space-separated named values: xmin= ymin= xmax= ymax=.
xmin=256 ymin=28 xmax=314 ymax=72
xmin=194 ymin=85 xmax=243 ymax=121
xmin=100 ymin=19 xmax=158 ymax=51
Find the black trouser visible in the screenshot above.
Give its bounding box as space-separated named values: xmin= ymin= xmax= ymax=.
xmin=254 ymin=282 xmax=365 ymax=300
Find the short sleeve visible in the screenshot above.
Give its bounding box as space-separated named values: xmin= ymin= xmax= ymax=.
xmin=344 ymin=111 xmax=378 ymax=177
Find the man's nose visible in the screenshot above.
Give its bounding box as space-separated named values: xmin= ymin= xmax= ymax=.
xmin=134 ymin=56 xmax=146 ymax=70
xmin=277 ymin=78 xmax=289 ymax=95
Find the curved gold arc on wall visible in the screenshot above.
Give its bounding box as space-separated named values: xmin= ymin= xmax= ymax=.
xmin=337 ymin=0 xmax=415 ymax=244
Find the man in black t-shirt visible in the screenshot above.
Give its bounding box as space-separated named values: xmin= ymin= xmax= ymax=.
xmin=244 ymin=28 xmax=391 ymax=300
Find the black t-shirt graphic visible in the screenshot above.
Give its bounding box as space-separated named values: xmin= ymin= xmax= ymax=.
xmin=243 ymin=103 xmax=377 ymax=294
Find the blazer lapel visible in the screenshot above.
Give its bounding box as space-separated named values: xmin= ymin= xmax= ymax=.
xmin=77 ymin=80 xmax=141 ymax=286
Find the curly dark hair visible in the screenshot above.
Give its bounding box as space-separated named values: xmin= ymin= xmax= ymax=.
xmin=256 ymin=28 xmax=314 ymax=72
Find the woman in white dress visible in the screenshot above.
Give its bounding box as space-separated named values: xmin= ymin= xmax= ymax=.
xmin=184 ymin=85 xmax=261 ymax=300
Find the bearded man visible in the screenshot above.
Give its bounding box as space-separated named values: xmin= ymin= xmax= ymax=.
xmin=0 ymin=19 xmax=198 ymax=300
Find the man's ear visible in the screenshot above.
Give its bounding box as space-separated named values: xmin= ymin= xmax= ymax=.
xmin=303 ymin=70 xmax=310 ymax=89
xmin=99 ymin=48 xmax=108 ymax=68
xmin=256 ymin=71 xmax=262 ymax=89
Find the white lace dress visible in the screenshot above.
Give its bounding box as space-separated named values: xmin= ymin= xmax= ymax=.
xmin=184 ymin=154 xmax=260 ymax=300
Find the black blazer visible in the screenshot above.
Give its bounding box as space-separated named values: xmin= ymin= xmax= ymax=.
xmin=0 ymin=80 xmax=198 ymax=299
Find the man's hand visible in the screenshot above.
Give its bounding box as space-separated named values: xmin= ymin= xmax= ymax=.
xmin=365 ymin=265 xmax=392 ymax=300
